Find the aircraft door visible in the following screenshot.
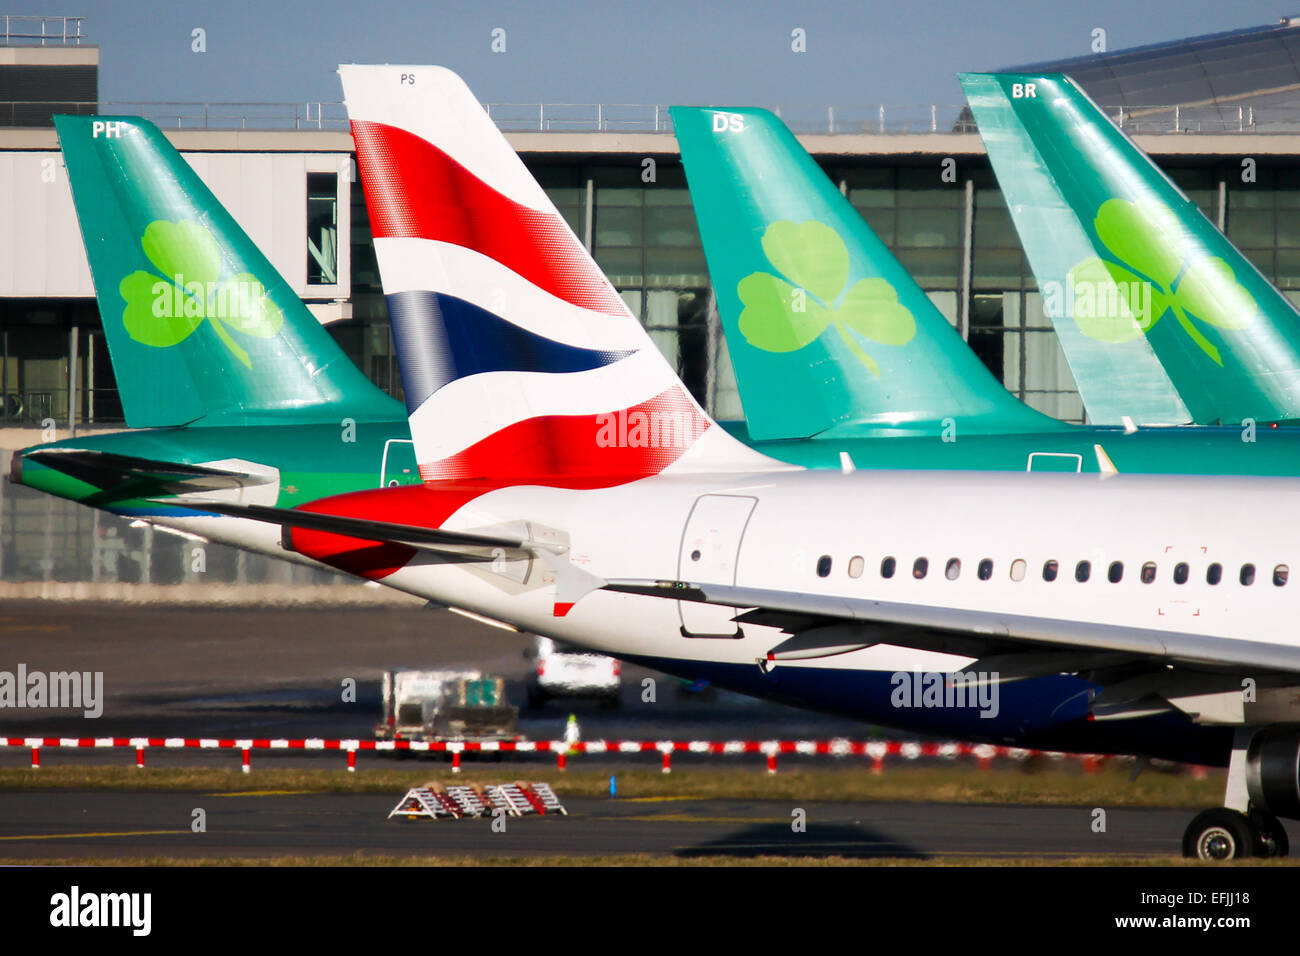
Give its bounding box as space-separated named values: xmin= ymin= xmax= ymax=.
xmin=676 ymin=494 xmax=757 ymax=637
xmin=380 ymin=439 xmax=419 ymax=487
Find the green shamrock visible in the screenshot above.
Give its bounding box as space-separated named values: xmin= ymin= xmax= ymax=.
xmin=1067 ymin=198 xmax=1254 ymax=365
xmin=119 ymin=219 xmax=283 ymax=369
xmin=737 ymin=220 xmax=915 ymax=376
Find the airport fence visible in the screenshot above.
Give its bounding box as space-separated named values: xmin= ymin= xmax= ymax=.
xmin=0 ymin=734 xmax=1180 ymax=776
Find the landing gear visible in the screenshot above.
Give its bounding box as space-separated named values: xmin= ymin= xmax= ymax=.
xmin=1182 ymin=809 xmax=1258 ymax=860
xmin=1251 ymin=809 xmax=1289 ymax=858
xmin=1180 ymin=807 xmax=1290 ymax=859
xmin=1181 ymin=727 xmax=1291 ymax=859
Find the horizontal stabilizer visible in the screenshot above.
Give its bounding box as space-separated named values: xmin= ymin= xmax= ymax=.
xmin=27 ymin=449 xmax=275 ymax=494
xmin=185 ymin=500 xmax=604 ymax=615
xmin=185 ymin=500 xmax=543 ymax=552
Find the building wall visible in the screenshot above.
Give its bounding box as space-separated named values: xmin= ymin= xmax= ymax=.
xmin=0 ymin=149 xmax=351 ymax=299
xmin=5 ymin=141 xmax=1300 ymax=432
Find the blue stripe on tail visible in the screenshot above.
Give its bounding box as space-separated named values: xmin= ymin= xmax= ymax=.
xmin=386 ymin=290 xmax=636 ymax=413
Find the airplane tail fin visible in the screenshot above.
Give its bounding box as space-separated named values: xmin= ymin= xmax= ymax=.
xmin=54 ymin=115 xmax=400 ymax=428
xmin=962 ymin=72 xmax=1300 ymax=425
xmin=670 ymin=105 xmax=1063 ymax=441
xmin=340 ymin=65 xmax=774 ymax=482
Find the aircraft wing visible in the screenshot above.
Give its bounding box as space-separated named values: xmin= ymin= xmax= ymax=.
xmin=602 ymin=579 xmax=1300 ymax=678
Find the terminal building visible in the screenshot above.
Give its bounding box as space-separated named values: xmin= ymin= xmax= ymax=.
xmin=4 ymin=13 xmax=1300 ymax=587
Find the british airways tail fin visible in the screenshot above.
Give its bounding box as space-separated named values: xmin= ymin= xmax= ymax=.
xmin=340 ymin=65 xmax=776 ymax=483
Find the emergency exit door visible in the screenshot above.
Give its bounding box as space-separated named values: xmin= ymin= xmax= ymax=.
xmin=676 ymin=494 xmax=757 ymax=637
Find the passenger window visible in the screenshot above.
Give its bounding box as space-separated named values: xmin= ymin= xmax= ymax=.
xmin=848 ymin=555 xmax=865 ymax=579
xmin=1241 ymin=563 xmax=1256 ymax=586
xmin=816 ymin=555 xmax=833 ymax=578
xmin=880 ymin=556 xmax=897 ymax=579
xmin=1206 ymin=563 xmax=1222 ymax=585
xmin=977 ymin=559 xmax=993 ymax=581
xmin=1173 ymin=562 xmax=1189 ymax=585
xmin=1107 ymin=561 xmax=1123 ymax=583
xmin=913 ymin=557 xmax=928 ymax=580
xmin=1075 ymin=560 xmax=1091 ymax=583
xmin=1010 ymin=559 xmax=1026 ymax=582
xmin=1140 ymin=562 xmax=1157 ymax=584
xmin=945 ymin=558 xmax=961 ymax=581
xmin=1042 ymin=560 xmax=1058 ymax=582
xmin=1274 ymin=564 xmax=1289 ymax=587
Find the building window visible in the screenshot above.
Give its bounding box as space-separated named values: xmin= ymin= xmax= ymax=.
xmin=307 ymin=172 xmax=339 ymax=285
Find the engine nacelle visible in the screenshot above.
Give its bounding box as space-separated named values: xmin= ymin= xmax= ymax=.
xmin=1246 ymin=728 xmax=1300 ymax=819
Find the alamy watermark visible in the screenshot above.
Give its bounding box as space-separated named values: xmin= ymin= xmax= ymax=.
xmin=0 ymin=664 xmax=103 ymax=718
xmin=595 ymin=408 xmax=695 ymax=448
xmin=151 ymin=277 xmax=265 ymax=327
xmin=890 ymin=670 xmax=999 ymax=719
xmin=1042 ymin=275 xmax=1155 ymax=327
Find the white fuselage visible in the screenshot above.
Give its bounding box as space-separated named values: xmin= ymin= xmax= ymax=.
xmin=354 ymin=468 xmax=1299 ymax=673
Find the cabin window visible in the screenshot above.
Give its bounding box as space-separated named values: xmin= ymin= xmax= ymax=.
xmin=945 ymin=558 xmax=961 ymax=581
xmin=1107 ymin=561 xmax=1123 ymax=583
xmin=977 ymin=559 xmax=994 ymax=581
xmin=913 ymin=557 xmax=929 ymax=580
xmin=1173 ymin=562 xmax=1189 ymax=585
xmin=880 ymin=556 xmax=897 ymax=579
xmin=1241 ymin=563 xmax=1256 ymax=586
xmin=1010 ymin=559 xmax=1027 ymax=582
xmin=848 ymin=555 xmax=865 ymax=579
xmin=1042 ymin=560 xmax=1059 ymax=582
xmin=1206 ymin=563 xmax=1222 ymax=585
xmin=1140 ymin=562 xmax=1157 ymax=584
xmin=1274 ymin=564 xmax=1289 ymax=587
xmin=816 ymin=555 xmax=833 ymax=578
xmin=1075 ymin=560 xmax=1091 ymax=582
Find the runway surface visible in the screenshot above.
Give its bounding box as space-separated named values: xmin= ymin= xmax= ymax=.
xmin=0 ymin=789 xmax=1224 ymax=861
xmin=0 ymin=601 xmax=866 ymax=743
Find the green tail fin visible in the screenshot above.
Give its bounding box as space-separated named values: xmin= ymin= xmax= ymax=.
xmin=962 ymin=72 xmax=1300 ymax=426
xmin=54 ymin=115 xmax=400 ymax=428
xmin=671 ymin=106 xmax=1062 ymax=440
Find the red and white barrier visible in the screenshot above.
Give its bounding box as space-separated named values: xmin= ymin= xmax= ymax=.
xmin=0 ymin=734 xmax=1140 ymax=775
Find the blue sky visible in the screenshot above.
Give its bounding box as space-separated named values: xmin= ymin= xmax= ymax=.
xmin=29 ymin=0 xmax=1299 ymax=109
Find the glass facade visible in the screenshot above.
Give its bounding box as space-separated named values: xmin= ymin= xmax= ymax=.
xmin=11 ymin=155 xmax=1300 ymax=430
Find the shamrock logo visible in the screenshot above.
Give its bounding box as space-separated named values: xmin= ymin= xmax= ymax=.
xmin=736 ymin=220 xmax=915 ymax=376
xmin=1067 ymin=198 xmax=1254 ymax=365
xmin=118 ymin=219 xmax=283 ymax=368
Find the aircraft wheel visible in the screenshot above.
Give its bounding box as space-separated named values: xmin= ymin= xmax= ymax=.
xmin=1250 ymin=810 xmax=1290 ymax=858
xmin=1182 ymin=808 xmax=1259 ymax=860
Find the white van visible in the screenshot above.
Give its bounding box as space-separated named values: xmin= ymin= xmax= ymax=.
xmin=527 ymin=637 xmax=621 ymax=708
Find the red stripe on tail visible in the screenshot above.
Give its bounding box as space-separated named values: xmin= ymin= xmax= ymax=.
xmin=418 ymin=386 xmax=709 ymax=483
xmin=351 ymin=118 xmax=626 ymax=318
